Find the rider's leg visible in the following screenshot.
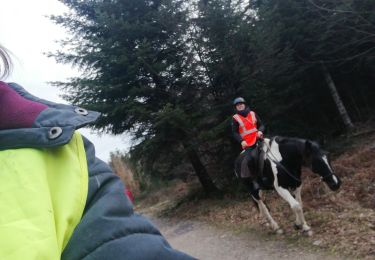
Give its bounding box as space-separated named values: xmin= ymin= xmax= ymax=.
xmin=240 ymin=147 xmax=260 ymax=190
xmin=240 ymin=148 xmax=252 ymax=178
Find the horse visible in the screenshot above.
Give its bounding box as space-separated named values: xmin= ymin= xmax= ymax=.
xmin=235 ymin=136 xmax=342 ymax=236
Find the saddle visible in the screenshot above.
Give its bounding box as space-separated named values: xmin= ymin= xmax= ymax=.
xmin=235 ymin=140 xmax=267 ymax=179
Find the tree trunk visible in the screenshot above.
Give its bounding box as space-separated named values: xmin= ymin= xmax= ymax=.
xmin=321 ymin=63 xmax=354 ymax=129
xmin=183 ymin=142 xmax=219 ymax=194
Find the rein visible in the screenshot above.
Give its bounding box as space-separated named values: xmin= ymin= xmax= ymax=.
xmin=264 ymin=138 xmax=302 ymax=184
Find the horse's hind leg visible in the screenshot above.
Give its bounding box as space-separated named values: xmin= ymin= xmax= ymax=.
xmin=252 ymin=191 xmax=283 ymax=234
xmin=293 ymin=186 xmax=313 ymax=236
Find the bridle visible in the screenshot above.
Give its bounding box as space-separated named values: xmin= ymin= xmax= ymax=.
xmin=311 ymin=153 xmax=335 ymax=182
xmin=320 ymin=171 xmax=334 ymax=182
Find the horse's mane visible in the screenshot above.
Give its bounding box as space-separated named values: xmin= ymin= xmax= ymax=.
xmin=271 ymin=136 xmax=302 ymax=145
xmin=270 ymin=136 xmax=322 ymax=155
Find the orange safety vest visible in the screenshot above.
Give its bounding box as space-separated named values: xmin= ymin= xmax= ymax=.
xmin=233 ymin=111 xmax=258 ymax=148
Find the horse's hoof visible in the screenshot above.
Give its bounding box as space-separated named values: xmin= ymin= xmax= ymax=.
xmin=293 ymin=223 xmax=302 ymax=230
xmin=302 ymin=230 xmax=313 ymax=236
xmin=275 ymin=228 xmax=284 ymax=235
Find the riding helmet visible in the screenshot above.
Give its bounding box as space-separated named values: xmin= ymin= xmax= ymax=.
xmin=233 ymin=97 xmax=246 ymax=106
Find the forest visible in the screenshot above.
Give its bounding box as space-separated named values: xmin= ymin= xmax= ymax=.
xmin=50 ymin=0 xmax=375 ymax=192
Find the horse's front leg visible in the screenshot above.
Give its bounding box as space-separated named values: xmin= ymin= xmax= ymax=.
xmin=293 ymin=186 xmax=312 ymax=235
xmin=251 ymin=190 xmax=283 ymax=234
xmin=272 ymin=182 xmax=312 ymax=236
xmin=292 ymin=186 xmax=303 ymax=229
xmin=269 ymin=160 xmax=313 ymax=236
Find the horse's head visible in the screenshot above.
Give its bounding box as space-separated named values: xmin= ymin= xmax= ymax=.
xmin=304 ymin=140 xmax=341 ymax=191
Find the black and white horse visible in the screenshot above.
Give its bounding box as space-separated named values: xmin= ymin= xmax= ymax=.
xmin=235 ymin=136 xmax=341 ymax=236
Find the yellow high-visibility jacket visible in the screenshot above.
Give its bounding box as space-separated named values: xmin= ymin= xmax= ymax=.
xmin=0 ymin=82 xmax=193 ymax=260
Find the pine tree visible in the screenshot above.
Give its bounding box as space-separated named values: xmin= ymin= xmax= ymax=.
xmin=51 ymin=0 xmax=219 ymax=193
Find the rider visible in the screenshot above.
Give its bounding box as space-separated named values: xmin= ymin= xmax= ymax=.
xmin=232 ymin=97 xmax=265 ymax=192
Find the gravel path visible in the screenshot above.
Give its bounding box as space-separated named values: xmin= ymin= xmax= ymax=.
xmin=153 ymin=218 xmax=347 ymax=260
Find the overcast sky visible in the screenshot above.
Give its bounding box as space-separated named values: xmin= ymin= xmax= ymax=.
xmin=0 ymin=0 xmax=130 ymax=161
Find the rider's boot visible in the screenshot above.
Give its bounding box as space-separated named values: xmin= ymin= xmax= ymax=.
xmin=251 ymin=179 xmax=260 ymax=192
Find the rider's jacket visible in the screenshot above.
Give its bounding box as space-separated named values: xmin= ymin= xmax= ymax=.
xmin=233 ymin=111 xmax=259 ymax=148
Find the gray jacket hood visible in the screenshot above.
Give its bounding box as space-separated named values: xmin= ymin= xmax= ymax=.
xmin=0 ymin=82 xmax=100 ymax=150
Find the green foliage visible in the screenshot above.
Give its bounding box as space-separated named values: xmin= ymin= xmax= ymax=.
xmin=247 ymin=0 xmax=375 ymax=136
xmin=52 ymin=0 xmax=375 ymax=188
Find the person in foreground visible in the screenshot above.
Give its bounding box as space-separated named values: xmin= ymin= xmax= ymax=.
xmin=0 ymin=46 xmax=194 ymax=259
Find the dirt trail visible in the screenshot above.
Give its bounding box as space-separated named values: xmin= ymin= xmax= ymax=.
xmin=153 ymin=218 xmax=348 ymax=260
